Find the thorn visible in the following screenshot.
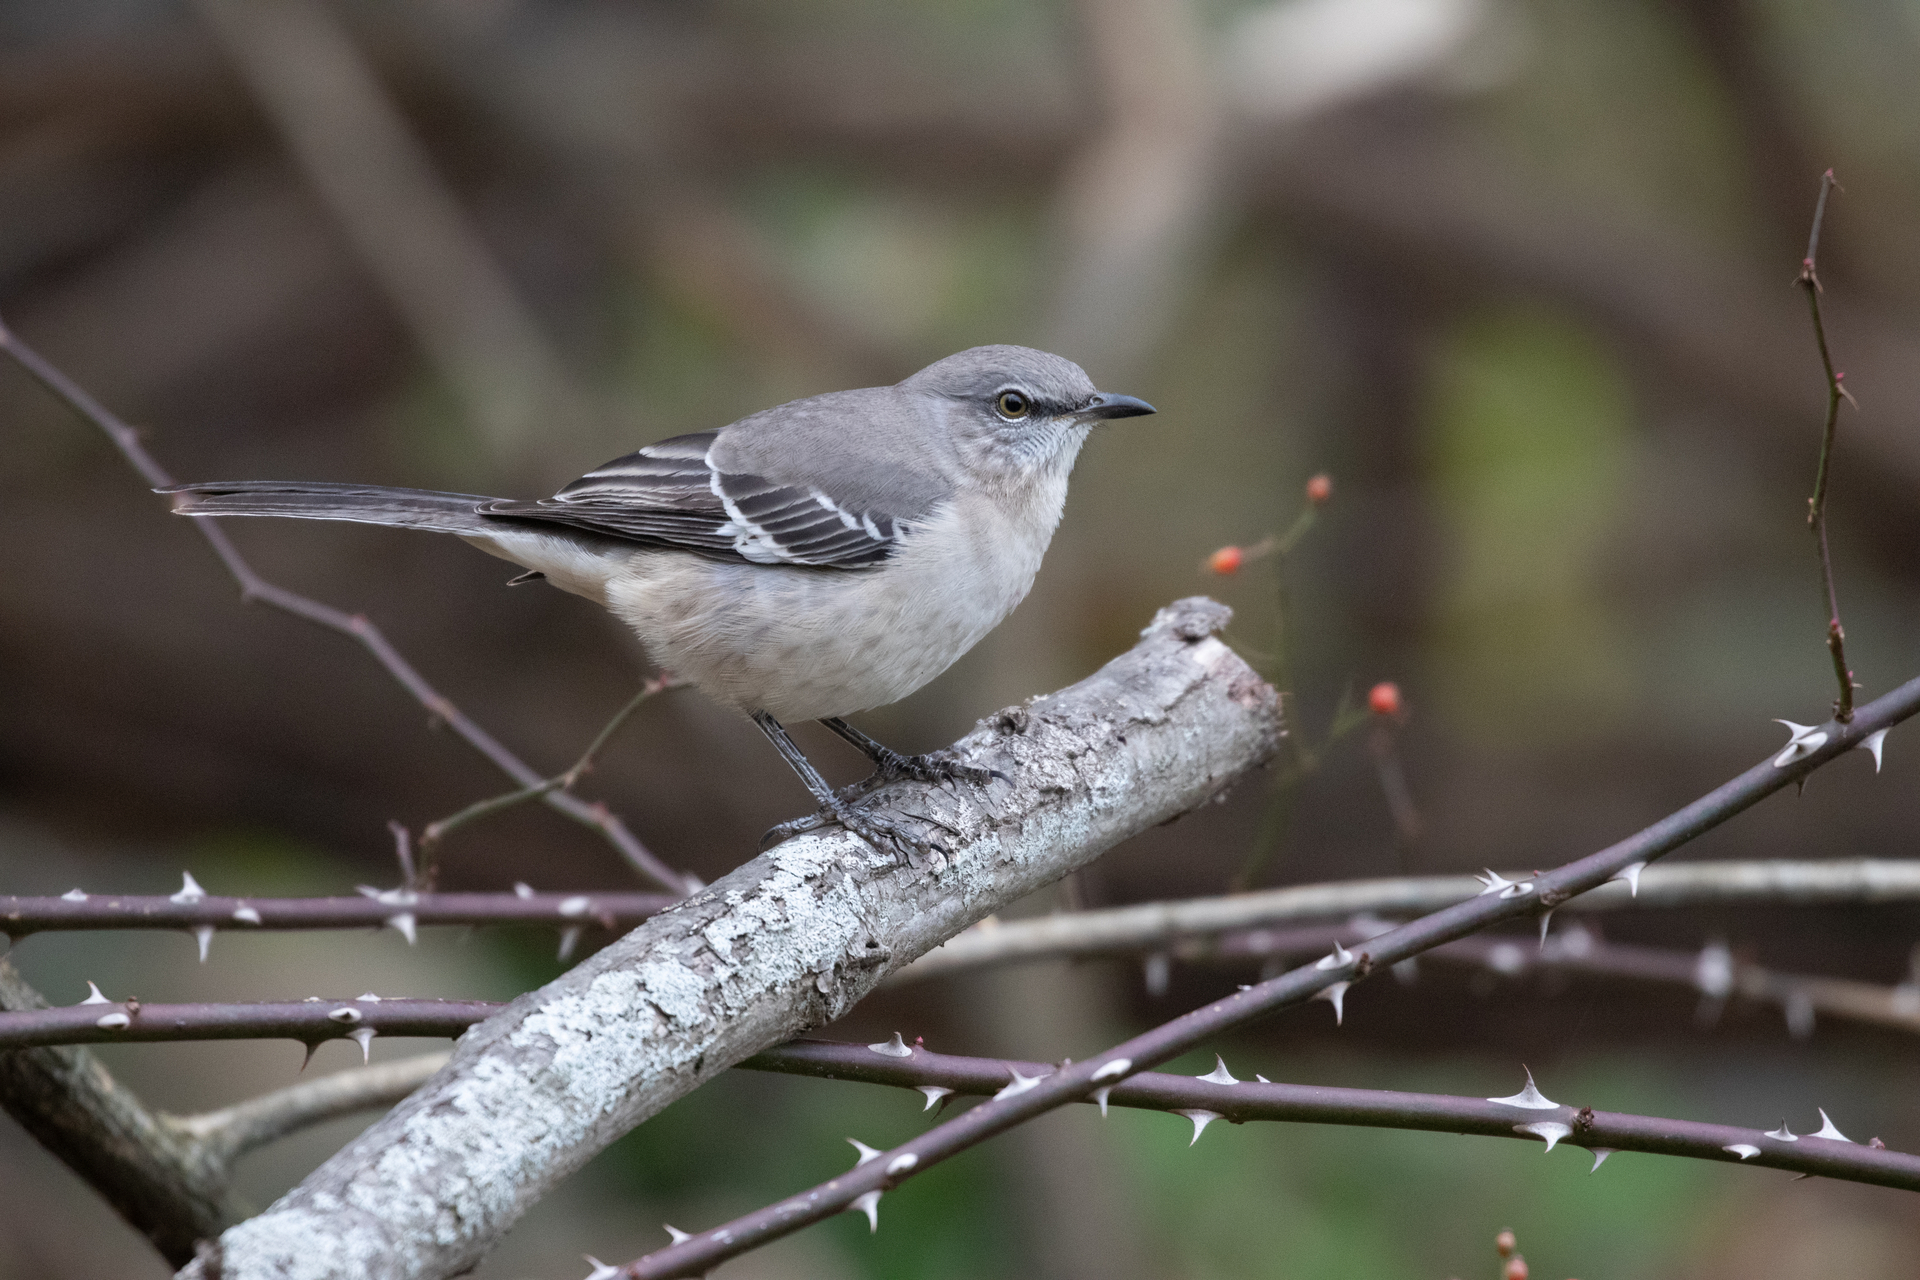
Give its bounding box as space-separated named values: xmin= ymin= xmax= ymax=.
xmin=95 ymin=1011 xmax=132 ymax=1031
xmin=847 ymin=1138 xmax=883 ymax=1166
xmin=557 ymin=926 xmax=582 ymax=961
xmin=299 ymin=1042 xmax=320 ymax=1072
xmin=385 ymin=913 xmax=417 ymax=945
xmin=916 ymin=1085 xmax=954 ymax=1111
xmin=1513 ymin=1121 xmax=1572 ymax=1152
xmin=171 ymin=872 xmax=208 ymax=904
xmin=80 ymin=981 xmax=110 ymax=1005
xmin=348 ymin=1027 xmax=376 ymax=1063
xmin=1772 ymin=719 xmax=1828 ymax=767
xmin=1610 ymin=861 xmax=1646 ymax=897
xmin=1487 ymin=1068 xmax=1560 ymax=1110
xmin=1092 ymin=1086 xmax=1112 ymax=1117
xmin=1588 ymin=1147 xmax=1616 ymax=1172
xmin=1174 ymin=1109 xmax=1222 ymax=1145
xmin=1476 ymin=869 xmax=1518 ymax=896
xmin=1811 ymin=1109 xmax=1853 ymax=1142
xmin=327 ymin=1007 xmax=363 ymax=1024
xmin=664 ymin=1225 xmax=691 ymax=1245
xmin=1765 ymin=1122 xmax=1799 ymax=1142
xmin=1858 ymin=728 xmax=1888 ymax=772
xmin=61 ymin=888 xmax=88 ymax=902
xmin=995 ymin=1066 xmax=1044 ymax=1100
xmin=513 ymin=882 xmax=535 ymax=899
xmin=1315 ymin=981 xmax=1349 ymax=1025
xmin=1536 ymin=910 xmax=1554 ymax=949
xmin=886 ymin=1152 xmax=918 ymax=1175
xmin=1091 ymin=1058 xmax=1133 ymax=1082
xmin=1722 ymin=1143 xmax=1761 ymax=1160
xmin=232 ymin=905 xmax=262 ymax=924
xmin=582 ymin=1256 xmax=622 ymax=1280
xmin=1315 ymin=941 xmax=1353 ymax=970
xmin=1197 ymin=1055 xmax=1238 ymax=1086
xmin=868 ymin=1032 xmax=913 ymax=1058
xmin=849 ymin=1189 xmax=881 ymax=1233
xmin=1255 ymin=1074 xmax=1271 ymax=1084
xmin=193 ymin=925 xmax=214 ymax=963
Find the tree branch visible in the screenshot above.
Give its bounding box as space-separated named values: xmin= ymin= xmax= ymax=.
xmin=1 ymin=887 xmax=673 ymax=945
xmin=890 ymin=858 xmax=1920 ymax=983
xmin=175 ymin=596 xmax=1281 ymax=1280
xmin=737 ymin=1039 xmax=1920 ymax=1192
xmin=0 ymin=958 xmax=238 ymax=1266
xmin=630 ymin=673 xmax=1920 ymax=1278
xmin=173 ymin=1053 xmax=451 ymax=1167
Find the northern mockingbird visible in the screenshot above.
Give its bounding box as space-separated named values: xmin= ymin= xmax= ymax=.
xmin=165 ymin=345 xmax=1155 ymax=850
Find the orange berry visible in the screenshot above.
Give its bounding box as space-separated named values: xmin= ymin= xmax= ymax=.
xmin=1208 ymin=545 xmax=1244 ymax=575
xmin=1504 ymin=1258 xmax=1528 ymax=1280
xmin=1306 ymin=473 xmax=1333 ymax=505
xmin=1368 ymin=681 xmax=1402 ymax=717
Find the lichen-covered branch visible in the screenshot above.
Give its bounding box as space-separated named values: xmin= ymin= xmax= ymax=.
xmin=0 ymin=958 xmax=239 ymax=1266
xmin=176 ymin=596 xmax=1281 ymax=1280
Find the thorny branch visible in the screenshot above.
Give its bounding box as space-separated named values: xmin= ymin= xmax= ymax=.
xmin=1798 ymin=169 xmax=1859 ymax=721
xmin=6 ymin=921 xmax=1917 ymax=1054
xmin=1 ymin=885 xmax=672 ymax=948
xmin=734 ymin=1039 xmax=1920 ymax=1192
xmin=629 ymin=675 xmax=1918 ymax=1278
xmin=0 ymin=314 xmax=694 ymax=894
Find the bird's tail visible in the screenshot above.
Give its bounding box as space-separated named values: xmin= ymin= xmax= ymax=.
xmin=160 ymin=481 xmax=501 ymax=536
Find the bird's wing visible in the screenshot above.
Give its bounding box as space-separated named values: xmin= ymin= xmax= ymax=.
xmin=481 ymin=432 xmax=927 ymax=568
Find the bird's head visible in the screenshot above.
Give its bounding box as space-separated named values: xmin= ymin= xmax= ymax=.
xmin=903 ymin=345 xmax=1155 ymax=485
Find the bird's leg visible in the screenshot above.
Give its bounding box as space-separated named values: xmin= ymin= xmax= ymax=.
xmin=751 ymin=711 xmax=949 ymax=854
xmin=817 ymin=717 xmax=1005 ymax=789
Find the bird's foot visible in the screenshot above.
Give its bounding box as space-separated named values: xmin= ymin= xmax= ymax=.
xmin=760 ymin=793 xmax=957 ymax=859
xmin=862 ymin=744 xmax=1006 ymax=790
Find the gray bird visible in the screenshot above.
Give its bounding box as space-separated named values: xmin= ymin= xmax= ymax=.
xmin=164 ymin=345 xmax=1155 ymax=850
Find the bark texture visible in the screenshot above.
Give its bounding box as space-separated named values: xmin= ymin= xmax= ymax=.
xmin=181 ymin=596 xmax=1281 ymax=1280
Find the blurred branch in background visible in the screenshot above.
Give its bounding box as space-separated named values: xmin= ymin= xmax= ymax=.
xmin=190 ymin=0 xmax=596 ymax=468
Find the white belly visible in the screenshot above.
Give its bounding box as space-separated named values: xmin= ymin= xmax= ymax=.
xmin=600 ymin=488 xmax=1056 ymax=720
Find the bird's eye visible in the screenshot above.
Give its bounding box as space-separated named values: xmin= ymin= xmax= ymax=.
xmin=996 ymin=390 xmax=1031 ymax=419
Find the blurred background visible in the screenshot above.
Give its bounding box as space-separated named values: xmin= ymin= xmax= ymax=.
xmin=5 ymin=0 xmax=1920 ymax=1276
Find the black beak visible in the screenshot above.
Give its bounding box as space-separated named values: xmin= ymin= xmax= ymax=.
xmin=1080 ymin=392 xmax=1157 ymax=421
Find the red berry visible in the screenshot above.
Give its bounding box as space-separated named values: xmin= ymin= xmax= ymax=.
xmin=1495 ymin=1231 xmax=1516 ymax=1258
xmin=1305 ymin=473 xmax=1333 ymax=505
xmin=1208 ymin=546 xmax=1244 ymax=575
xmin=1368 ymin=681 xmax=1402 ymax=717
xmin=1504 ymin=1259 xmax=1528 ymax=1280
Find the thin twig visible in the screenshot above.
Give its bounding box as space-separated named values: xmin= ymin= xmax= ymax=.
xmin=887 ymin=857 xmax=1920 ymax=983
xmin=630 ymin=674 xmax=1919 ymax=1277
xmin=1798 ymin=169 xmax=1859 ymax=721
xmin=733 ymin=1039 xmax=1920 ymax=1193
xmin=171 ymin=1052 xmax=451 ymax=1165
xmin=0 ymin=313 xmax=694 ymax=894
xmin=418 ymin=675 xmax=683 ymax=869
